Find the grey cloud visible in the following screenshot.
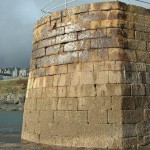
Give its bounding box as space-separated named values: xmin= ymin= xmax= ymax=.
xmin=0 ymin=0 xmax=43 ymax=68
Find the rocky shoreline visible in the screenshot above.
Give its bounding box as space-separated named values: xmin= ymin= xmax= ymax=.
xmin=0 ymin=104 xmax=23 ymax=111
xmin=0 ymin=78 xmax=27 ymax=111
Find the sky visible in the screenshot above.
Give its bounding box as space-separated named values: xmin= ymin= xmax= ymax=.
xmin=0 ymin=0 xmax=149 ymax=68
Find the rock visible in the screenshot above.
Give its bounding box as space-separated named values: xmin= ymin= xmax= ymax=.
xmin=0 ymin=79 xmax=27 ymax=111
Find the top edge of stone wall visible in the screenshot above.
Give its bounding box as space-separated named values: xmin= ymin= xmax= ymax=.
xmin=34 ymin=1 xmax=150 ymax=29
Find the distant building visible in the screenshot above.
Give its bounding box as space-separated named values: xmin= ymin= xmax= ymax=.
xmin=0 ymin=69 xmax=4 ymax=74
xmin=4 ymin=68 xmax=12 ymax=74
xmin=19 ymin=68 xmax=29 ymax=77
xmin=0 ymin=67 xmax=29 ymax=79
xmin=12 ymin=68 xmax=20 ymax=77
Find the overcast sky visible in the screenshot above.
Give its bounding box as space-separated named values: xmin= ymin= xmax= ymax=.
xmin=0 ymin=0 xmax=149 ymax=68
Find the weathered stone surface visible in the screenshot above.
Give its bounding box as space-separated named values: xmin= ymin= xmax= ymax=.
xmin=122 ymin=137 xmax=137 ymax=149
xmin=78 ymin=97 xmax=111 ymax=110
xmin=96 ymin=84 xmax=131 ymax=96
xmin=40 ymin=123 xmax=80 ymax=137
xmin=80 ymin=72 xmax=95 ymax=85
xmin=88 ymin=110 xmax=107 ymax=123
xmin=32 ymin=48 xmax=45 ymax=59
xmin=33 ymin=24 xmax=49 ymax=43
xmin=57 ymin=86 xmax=67 ymax=97
xmin=122 ymin=124 xmax=137 ymax=138
xmin=33 ymin=77 xmax=45 ymax=88
xmin=38 ymin=38 xmax=56 ymax=49
xmin=64 ymin=40 xmax=90 ymax=52
xmin=56 ymin=33 xmax=77 ymax=44
xmin=94 ymin=61 xmax=116 ymax=71
xmin=68 ymin=63 xmax=82 ymax=72
xmin=91 ymin=37 xmax=128 ymax=49
xmin=53 ymin=74 xmax=60 ymax=86
xmin=78 ymin=29 xmax=106 ymax=40
xmin=39 ymin=110 xmax=54 ymax=123
xmin=95 ymin=71 xmax=109 ymax=84
xmin=50 ymin=11 xmax=61 ymax=20
xmin=54 ymin=111 xmax=88 ymax=123
xmin=46 ymin=66 xmax=58 ymax=75
xmin=48 ymin=27 xmax=65 ymax=38
xmin=78 ymin=12 xmax=104 ymax=23
xmin=89 ymin=20 xmax=101 ymax=29
xmin=65 ymin=24 xmax=83 ymax=33
xmin=70 ymin=72 xmax=81 ymax=86
xmin=22 ymin=1 xmax=150 ymax=149
xmin=109 ymin=71 xmax=125 ymax=83
xmin=36 ymin=98 xmax=57 ymax=111
xmin=108 ymin=110 xmax=122 ymax=123
xmin=32 ymin=43 xmax=38 ymax=51
xmin=58 ymin=74 xmax=70 ymax=86
xmin=42 ymin=87 xmax=57 ymax=98
xmin=108 ymin=10 xmax=126 ymax=20
xmin=66 ymin=86 xmax=82 ymax=97
xmin=128 ymin=39 xmax=146 ymax=51
xmin=30 ymin=68 xmax=45 ymax=78
xmin=135 ymin=31 xmax=149 ymax=41
xmin=56 ymin=52 xmax=79 ymax=65
xmin=57 ymin=98 xmax=78 ymax=110
xmin=82 ymin=62 xmax=94 ymax=72
xmin=122 ymin=110 xmax=143 ymax=124
xmin=82 ymin=84 xmax=96 ymax=97
xmin=73 ymin=4 xmax=90 ymax=14
xmin=107 ymin=28 xmax=134 ymax=39
xmin=46 ymin=45 xmax=63 ymax=56
xmin=131 ymin=84 xmax=145 ymax=96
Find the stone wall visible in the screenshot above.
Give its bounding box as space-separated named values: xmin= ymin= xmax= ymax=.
xmin=22 ymin=1 xmax=150 ymax=149
xmin=119 ymin=4 xmax=150 ymax=148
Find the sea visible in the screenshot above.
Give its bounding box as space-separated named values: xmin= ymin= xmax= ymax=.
xmin=0 ymin=111 xmax=22 ymax=144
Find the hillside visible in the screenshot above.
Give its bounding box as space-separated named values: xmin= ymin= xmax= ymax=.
xmin=0 ymin=78 xmax=28 ymax=111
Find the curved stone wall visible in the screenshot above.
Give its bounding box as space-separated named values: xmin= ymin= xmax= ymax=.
xmin=22 ymin=1 xmax=150 ymax=149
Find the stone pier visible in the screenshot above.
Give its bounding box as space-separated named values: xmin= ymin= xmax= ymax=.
xmin=22 ymin=1 xmax=150 ymax=149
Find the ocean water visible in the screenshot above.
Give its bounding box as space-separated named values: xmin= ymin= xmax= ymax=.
xmin=0 ymin=111 xmax=22 ymax=144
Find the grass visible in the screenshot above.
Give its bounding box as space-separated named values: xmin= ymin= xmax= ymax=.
xmin=0 ymin=78 xmax=28 ymax=92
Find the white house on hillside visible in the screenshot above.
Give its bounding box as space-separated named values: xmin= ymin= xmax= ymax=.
xmin=0 ymin=67 xmax=29 ymax=79
xmin=19 ymin=68 xmax=29 ymax=77
xmin=4 ymin=68 xmax=12 ymax=74
xmin=12 ymin=68 xmax=20 ymax=77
